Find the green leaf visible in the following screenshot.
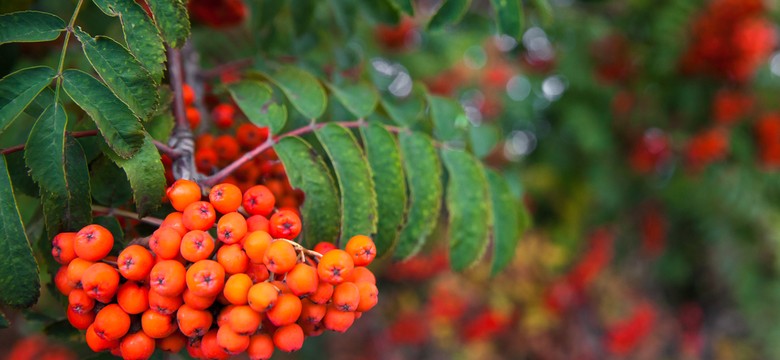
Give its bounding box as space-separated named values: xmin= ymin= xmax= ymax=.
xmin=389 ymin=0 xmax=415 ymax=15
xmin=428 ymin=0 xmax=471 ymax=30
xmin=291 ymin=0 xmax=317 ymax=35
xmin=490 ymin=0 xmax=524 ymax=39
xmin=103 ymin=135 xmax=166 ymax=217
xmin=0 ymin=66 xmax=56 ymax=135
xmin=361 ymin=123 xmax=407 ymax=257
xmin=274 ymin=136 xmax=340 ymax=245
xmin=442 ymin=148 xmax=491 ymax=271
xmin=62 ymin=69 xmax=144 ymax=158
xmin=5 ymin=152 xmax=38 ymax=197
xmin=316 ymin=124 xmax=378 ymax=244
xmin=262 ymin=66 xmax=327 ymax=120
xmin=485 ymin=169 xmax=522 ymax=275
xmin=0 ymin=311 xmax=8 ymax=328
xmin=74 ymin=28 xmax=158 ymax=119
xmin=228 ymin=81 xmax=287 ymax=134
xmin=40 ymin=135 xmax=92 ymax=236
xmin=362 ymin=0 xmax=401 ymax=24
xmin=90 ymin=156 xmax=132 ymax=206
xmin=395 ymin=132 xmax=442 ymax=259
xmin=326 ymin=82 xmax=379 ymax=119
xmin=92 ymin=0 xmax=166 ymax=83
xmin=530 ymin=0 xmax=552 ymax=24
xmin=0 ymin=155 xmax=40 ymax=308
xmin=428 ymin=94 xmax=468 ymax=141
xmin=0 ymin=11 xmax=66 ymax=45
xmin=380 ymin=84 xmax=426 ymax=127
xmin=145 ymin=0 xmax=190 ymax=48
xmin=146 ymin=112 xmax=175 ymax=142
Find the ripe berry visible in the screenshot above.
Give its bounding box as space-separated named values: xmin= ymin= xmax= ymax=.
xmin=86 ymin=324 xmax=119 ymax=352
xmin=349 ymin=266 xmax=376 ymax=285
xmin=148 ymin=290 xmax=183 ymax=315
xmin=74 ymin=224 xmax=114 ymax=261
xmin=120 ymin=331 xmax=155 ymax=360
xmin=93 ymin=304 xmax=131 ymax=341
xmin=317 ymin=249 xmax=354 ymax=284
xmin=117 ymin=244 xmax=154 ymax=281
xmin=236 ymin=123 xmax=269 ymax=150
xmin=246 ymin=215 xmax=270 ymax=233
xmin=66 ymin=258 xmax=95 ymax=289
xmin=246 ymin=262 xmax=271 ymax=283
xmin=180 ymin=230 xmax=216 ymax=262
xmin=157 ymin=332 xmax=187 ymax=353
xmin=67 ymin=306 xmax=94 ymax=330
xmin=266 ymin=293 xmax=302 ymax=327
xmin=263 ymin=240 xmax=298 ymax=274
xmin=243 ymin=231 xmax=272 ymax=263
xmin=160 ymin=212 xmax=187 ymax=236
xmin=268 ymin=210 xmax=302 ymax=239
xmin=195 ymin=148 xmax=219 ymax=173
xmin=332 ymin=282 xmax=360 ymax=312
xmin=55 ymin=266 xmax=74 ymax=296
xmin=52 ymin=232 xmax=77 ymax=264
xmin=209 ymin=183 xmax=243 ymax=214
xmin=186 ymin=107 xmax=201 ymax=129
xmin=116 ymin=282 xmax=149 ymax=314
xmin=300 ymin=299 xmax=326 ymax=324
xmin=313 ymin=241 xmax=337 ymax=255
xmin=183 ymin=84 xmax=196 ymax=106
xmin=273 ymin=324 xmax=304 ymax=352
xmin=182 ymin=201 xmax=217 ymax=231
xmin=80 ymin=262 xmax=120 ymax=303
xmin=177 ymin=304 xmax=214 ymax=337
xmin=309 ymin=281 xmax=335 ymax=305
xmin=167 ymin=179 xmax=202 ymax=211
xmin=201 ymin=329 xmax=230 ymax=360
xmin=247 ymin=333 xmax=274 ymax=360
xmin=68 ymin=289 xmax=95 ymax=314
xmin=247 ymin=282 xmax=279 ymax=312
xmin=214 ymin=135 xmax=241 ymax=162
xmin=286 ymin=263 xmax=318 ymax=296
xmin=217 ymin=212 xmax=248 ymax=244
xmin=141 ymin=310 xmax=177 ymax=339
xmin=149 ymin=260 xmax=187 ymax=297
xmin=345 ymin=235 xmax=377 ymax=266
xmin=242 ymin=185 xmax=275 ymax=216
xmin=356 ymin=282 xmax=379 ymax=312
xmin=186 ymin=260 xmax=226 ymax=297
xmin=223 ymin=273 xmax=253 ymax=305
xmin=227 ymin=305 xmax=262 ymax=335
xmin=212 ymin=103 xmax=236 ymax=129
xmin=323 ymin=305 xmax=355 ymax=333
xmin=217 ymin=244 xmax=249 ymax=274
xmin=217 ymin=326 xmax=250 ymax=354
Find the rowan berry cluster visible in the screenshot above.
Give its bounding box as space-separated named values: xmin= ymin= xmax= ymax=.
xmin=51 ymin=179 xmax=379 ymax=359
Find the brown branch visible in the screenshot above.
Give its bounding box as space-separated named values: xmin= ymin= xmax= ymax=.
xmin=152 ymin=139 xmax=183 ymax=158
xmin=0 ymin=130 xmax=98 ymax=155
xmin=167 ymin=47 xmax=188 ymax=130
xmin=91 ymin=205 xmax=164 ymax=227
xmin=198 ymin=58 xmax=254 ymax=80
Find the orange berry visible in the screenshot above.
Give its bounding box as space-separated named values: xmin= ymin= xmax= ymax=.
xmin=117 ymin=282 xmax=149 ymax=314
xmin=68 ymin=289 xmax=95 ymax=314
xmin=117 ymin=244 xmax=154 ymax=281
xmin=157 ymin=332 xmax=186 ymax=353
xmin=177 ymin=303 xmax=214 ymax=337
xmin=196 ymin=133 xmax=214 ymax=149
xmin=201 ymin=329 xmax=230 ymax=360
xmin=300 ymin=298 xmax=326 ymax=324
xmin=300 ymin=321 xmax=325 ymax=337
xmin=242 ymin=185 xmax=275 ymax=216
xmin=246 ymin=215 xmax=270 ymax=233
xmin=217 ymin=305 xmax=236 ymax=328
xmin=356 ymin=282 xmax=379 ymax=312
xmin=345 ymin=235 xmax=377 ymax=266
xmin=186 ymin=107 xmax=201 ymax=129
xmin=317 ymin=249 xmax=354 ymax=284
xmin=243 ymin=231 xmax=272 ymax=263
xmin=227 ymin=305 xmax=262 ymax=336
xmin=313 ymin=241 xmax=337 ymax=255
xmin=214 ymin=135 xmax=240 ymax=162
xmin=183 ymin=288 xmax=217 ymax=310
xmin=271 ymin=280 xmax=291 ymax=294
xmin=247 ymin=333 xmax=274 ymax=360
xmin=212 ymin=103 xmax=235 ymax=129
xmin=66 ymin=258 xmax=94 ymax=289
xmin=67 ymin=306 xmax=94 ymax=330
xmin=263 ymin=240 xmax=297 ymax=274
xmin=52 ymin=232 xmax=77 ymax=265
xmin=309 ymin=281 xmax=335 ymax=305
xmin=268 ymin=210 xmax=301 ymax=240
xmin=55 ymin=265 xmax=74 ymax=295
xmin=186 ymin=338 xmax=205 ymax=359
xmin=141 ymin=310 xmax=177 ymax=339
xmin=186 ymin=260 xmax=226 ymax=297
xmin=217 ymin=212 xmax=248 ymax=244
xmin=349 ymin=266 xmax=376 ymax=285
xmin=81 ymin=262 xmax=120 ymax=303
xmin=246 ymin=262 xmax=270 ymax=283
xmin=217 ymin=244 xmax=249 ymax=274
xmin=86 ymin=324 xmax=119 ymax=352
xmin=183 ymin=84 xmax=195 ymax=106
xmin=266 ymin=293 xmax=302 ymax=327
xmin=247 ymin=282 xmax=279 ymax=312
xmin=74 ymin=224 xmax=114 ymax=261
xmin=195 ymin=148 xmax=219 ymax=173
xmin=217 ymin=326 xmax=250 ymax=354
xmin=148 ymin=228 xmax=182 ymax=260
xmin=167 ymin=179 xmax=202 ymax=211
xmin=149 ymin=260 xmax=187 ymax=297
xmin=180 ymin=230 xmax=216 ymax=262
xmin=273 ymin=324 xmax=304 ymax=352
xmin=148 ymin=290 xmax=183 ymax=315
xmin=323 ymin=305 xmax=355 ymax=333
xmin=223 ymin=273 xmax=253 ymax=305
xmin=333 ymin=282 xmax=360 ymax=312
xmin=209 ymin=183 xmax=243 ymax=214
xmin=236 ymin=123 xmax=269 ymax=150
xmin=160 ymin=212 xmax=187 ymax=237
xmin=182 ymin=201 xmax=217 ymax=231
xmin=93 ymin=304 xmax=131 ymax=341
xmin=120 ymin=331 xmax=155 ymax=360
xmin=286 ymin=263 xmax=318 ymax=296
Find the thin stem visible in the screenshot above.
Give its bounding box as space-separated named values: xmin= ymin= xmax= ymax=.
xmin=0 ymin=130 xmax=98 ymax=155
xmin=91 ymin=205 xmax=164 ymax=227
xmin=167 ymin=47 xmax=188 ymax=130
xmin=54 ymin=0 xmax=85 ymax=101
xmin=278 ymin=238 xmax=323 ymax=258
xmin=152 ymin=139 xmax=183 ymax=159
xmin=198 ymin=57 xmax=253 ymax=80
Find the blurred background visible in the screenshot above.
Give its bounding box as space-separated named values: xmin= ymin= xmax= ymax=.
xmin=3 ymin=0 xmax=780 ymax=359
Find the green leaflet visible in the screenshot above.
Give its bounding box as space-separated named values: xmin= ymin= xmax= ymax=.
xmin=145 ymin=0 xmax=190 ymax=48
xmin=91 ymin=0 xmax=166 ymax=83
xmin=379 ymin=83 xmax=426 ymax=127
xmin=490 ymin=0 xmax=524 ymax=39
xmin=388 ymin=0 xmax=415 ymax=15
xmin=0 ymin=155 xmax=40 ymax=308
xmin=0 ymin=11 xmax=66 ymax=45
xmin=90 ymin=156 xmax=132 ymax=207
xmin=361 ymin=122 xmax=407 ymax=257
xmin=428 ymin=0 xmax=472 ymax=30
xmin=74 ymin=28 xmax=158 ymax=119
xmin=530 ymin=0 xmax=552 ymax=24
xmin=326 ymin=82 xmax=379 ymax=119
xmin=428 ymin=94 xmax=468 ymax=142
xmin=24 ymin=103 xmax=67 ymax=195
xmin=103 ymin=135 xmax=166 ymax=217
xmin=442 ymin=148 xmax=492 ymax=271
xmin=61 ymin=69 xmax=144 ymax=158
xmin=0 ymin=66 xmax=56 ymax=135
xmin=228 ymin=80 xmax=287 ymax=134
xmin=485 ymin=169 xmax=523 ymax=275
xmin=40 ymin=135 xmax=92 ymax=236
xmin=274 ymin=136 xmax=341 ymax=246
xmin=395 ymin=132 xmax=442 ymax=259
xmin=316 ymin=123 xmax=378 ymax=244
xmin=262 ymin=66 xmax=327 ymax=120
xmin=362 ymin=0 xmax=401 ymax=25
